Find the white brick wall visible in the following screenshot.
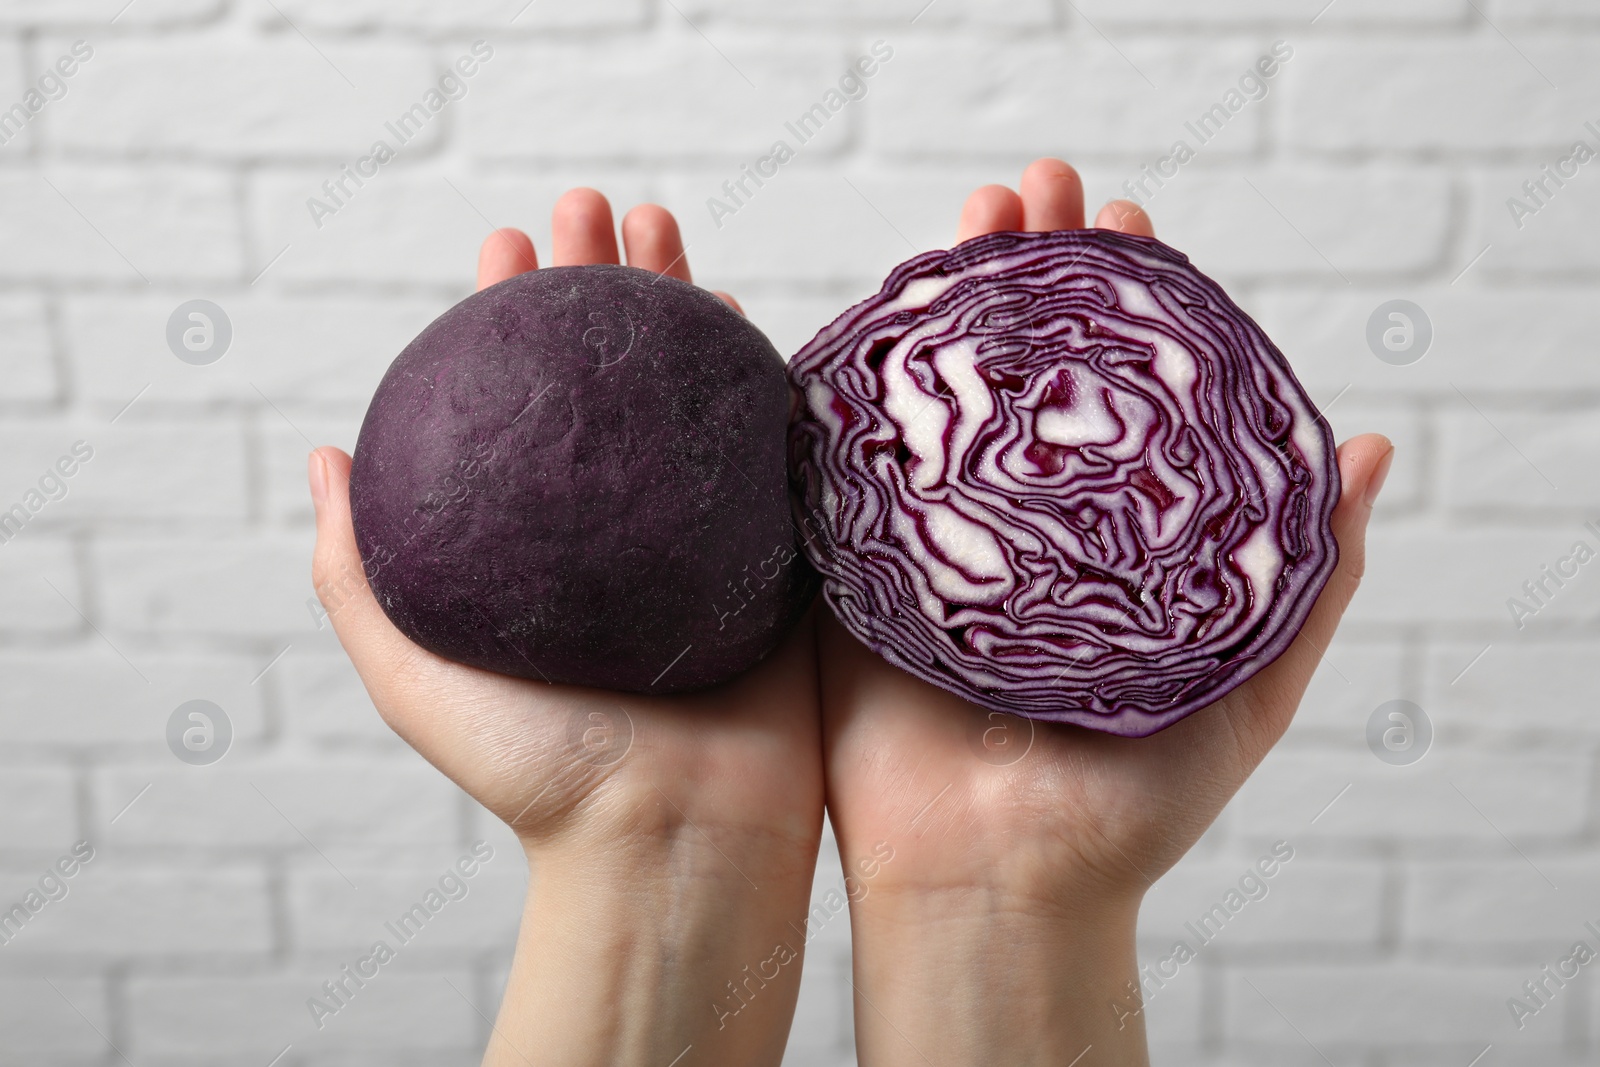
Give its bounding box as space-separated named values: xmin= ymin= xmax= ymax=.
xmin=0 ymin=2 xmax=1594 ymax=1064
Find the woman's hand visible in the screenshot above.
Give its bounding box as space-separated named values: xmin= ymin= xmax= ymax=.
xmin=310 ymin=190 xmax=824 ymax=1067
xmin=819 ymin=158 xmax=1395 ymax=1067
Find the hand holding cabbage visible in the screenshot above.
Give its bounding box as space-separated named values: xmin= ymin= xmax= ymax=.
xmin=308 ymin=161 xmax=1392 ymax=1067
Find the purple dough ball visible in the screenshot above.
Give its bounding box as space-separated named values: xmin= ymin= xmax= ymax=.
xmin=349 ymin=264 xmax=816 ymax=693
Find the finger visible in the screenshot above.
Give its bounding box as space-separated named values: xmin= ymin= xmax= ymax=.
xmin=1020 ymin=158 xmax=1086 ymax=232
xmin=551 ymin=187 xmax=620 ymax=266
xmin=476 ymin=228 xmax=538 ymax=291
xmin=1225 ymin=433 xmax=1394 ymax=754
xmin=956 ymin=184 xmax=1024 ymax=243
xmin=621 ymin=203 xmax=693 ymax=282
xmin=308 ymin=447 xmax=440 ymax=703
xmin=711 ymin=290 xmax=743 ymax=315
xmin=1094 ymin=199 xmax=1156 ymax=237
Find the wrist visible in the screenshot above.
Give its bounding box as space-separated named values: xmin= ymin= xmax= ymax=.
xmin=846 ymin=885 xmax=1148 ymax=1067
xmin=835 ymin=820 xmax=1153 ymax=932
xmin=485 ymin=803 xmax=822 ymax=1067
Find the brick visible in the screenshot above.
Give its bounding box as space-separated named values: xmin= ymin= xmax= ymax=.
xmin=664 ymin=168 xmax=979 ymax=289
xmin=262 ymin=413 xmax=367 ymax=526
xmin=0 ymin=857 xmax=94 ymax=949
xmin=785 ymin=946 xmax=852 ymax=1062
xmin=60 ymin=292 xmax=437 ymax=413
xmin=1278 ymin=641 xmax=1408 ymax=745
xmin=1368 ymin=1054 xmax=1589 ymax=1067
xmin=1145 ymin=1050 xmax=1364 ymax=1067
xmin=1351 ymin=525 xmax=1600 ymax=626
xmin=249 ymin=170 xmax=653 ymax=287
xmin=0 ymin=649 xmax=266 ymax=749
xmin=1072 ymin=0 xmax=1467 ymax=25
xmin=681 ymin=0 xmax=1053 ymax=25
xmin=299 ymin=1052 xmax=485 ymax=1067
xmin=0 ymin=421 xmax=248 ymax=523
xmin=1141 ymin=858 xmax=1385 ymax=949
xmin=1498 ymin=0 xmax=1600 ymax=22
xmin=463 ymin=40 xmax=848 ymax=162
xmin=1432 ymin=1052 xmax=1600 ymax=1067
xmin=279 ymin=650 xmax=397 ymax=745
xmin=289 ymin=848 xmax=525 ymax=953
xmin=1403 ymin=860 xmax=1600 ymax=947
xmin=1426 ymin=640 xmax=1600 ymax=735
xmin=462 ymin=797 xmax=525 ymax=850
xmin=1229 ymin=749 xmax=1589 ymax=841
xmin=800 ymin=841 xmax=857 ymax=961
xmin=0 ymin=978 xmax=108 ymax=1057
xmin=1439 ymin=409 xmax=1600 ymax=512
xmin=0 ymin=168 xmax=239 ymax=283
xmin=82 ymin=419 xmax=248 ymax=518
xmin=1475 ymin=163 xmax=1600 ymax=275
xmin=126 ymin=968 xmax=478 ymax=1058
xmin=0 ymin=429 xmax=93 ymax=525
xmin=1250 ymin=286 xmax=1600 ymax=398
xmin=96 ymin=534 xmax=314 ymax=637
xmin=1224 ymin=965 xmax=1551 ymax=1045
xmin=0 ymin=38 xmax=37 ymax=160
xmin=734 ymin=290 xmax=854 ymax=362
xmin=1287 ymin=39 xmax=1600 ymax=155
xmin=678 ymin=162 xmax=1189 ymax=292
xmin=8 ymin=40 xmax=97 ymax=156
xmin=0 ymin=541 xmax=83 ymax=634
xmin=0 ymin=460 xmax=88 ymax=543
xmin=1137 ymin=957 xmax=1205 ymax=1045
xmin=8 ymin=866 xmax=271 ymax=956
xmin=45 ymin=37 xmax=438 ymax=160
xmin=869 ymin=40 xmax=1276 ymax=158
xmin=0 ymin=295 xmax=56 ymax=404
xmin=96 ymin=761 xmax=460 ymax=848
xmin=0 ymin=769 xmax=77 ymax=849
xmin=262 ymin=0 xmax=648 ymax=30
xmin=1132 ymin=170 xmax=1452 ymax=284
xmin=0 ymin=0 xmax=221 ymax=25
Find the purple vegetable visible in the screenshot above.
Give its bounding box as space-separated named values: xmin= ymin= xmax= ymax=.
xmin=350 ymin=264 xmax=816 ymax=694
xmin=789 ymin=230 xmax=1339 ymax=736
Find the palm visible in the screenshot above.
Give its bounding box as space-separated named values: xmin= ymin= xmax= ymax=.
xmin=354 ymin=608 xmax=820 ymax=846
xmin=312 ymin=190 xmax=823 ymax=850
xmin=823 ymin=614 xmax=1282 ymax=903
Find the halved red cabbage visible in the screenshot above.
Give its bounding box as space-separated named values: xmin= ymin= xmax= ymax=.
xmin=789 ymin=230 xmax=1340 ymax=736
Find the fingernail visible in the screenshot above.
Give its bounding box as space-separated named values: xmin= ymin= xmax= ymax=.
xmin=1363 ymin=447 xmax=1395 ymax=507
xmin=308 ymin=449 xmax=328 ymax=512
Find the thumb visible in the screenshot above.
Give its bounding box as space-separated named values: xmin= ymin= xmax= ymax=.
xmin=308 ymin=447 xmax=435 ymax=705
xmin=1302 ymin=432 xmax=1394 ymax=639
xmin=1224 ymin=433 xmax=1394 ymax=753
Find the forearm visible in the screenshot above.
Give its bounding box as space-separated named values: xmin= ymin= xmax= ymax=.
xmin=846 ymin=888 xmax=1148 ymax=1067
xmin=485 ymin=831 xmax=820 ymax=1067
